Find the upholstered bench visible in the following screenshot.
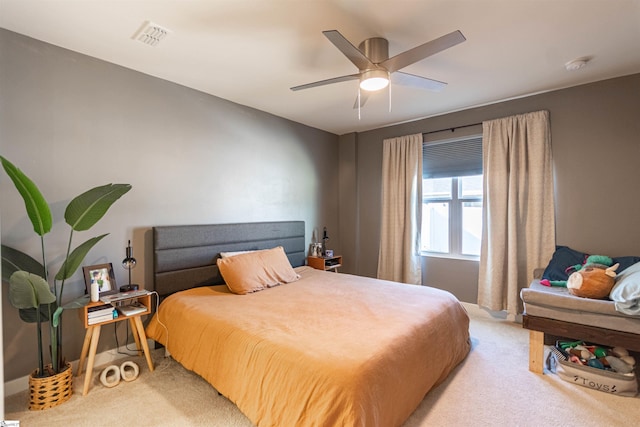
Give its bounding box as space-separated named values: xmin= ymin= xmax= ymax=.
xmin=521 ymin=271 xmax=640 ymax=374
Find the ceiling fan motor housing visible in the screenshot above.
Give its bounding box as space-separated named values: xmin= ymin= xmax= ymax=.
xmin=358 ymin=37 xmax=389 ymax=67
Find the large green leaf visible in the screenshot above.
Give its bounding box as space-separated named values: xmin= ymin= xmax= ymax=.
xmin=18 ymin=303 xmax=56 ymax=323
xmin=64 ymin=184 xmax=131 ymax=232
xmin=64 ymin=294 xmax=90 ymax=310
xmin=1 ymin=244 xmax=46 ymax=282
xmin=54 ymin=234 xmax=108 ymax=281
xmin=8 ymin=271 xmax=56 ymax=309
xmin=0 ymin=156 xmax=52 ymax=236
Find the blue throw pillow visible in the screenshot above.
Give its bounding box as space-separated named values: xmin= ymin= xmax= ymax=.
xmin=612 ymin=256 xmax=640 ymax=274
xmin=541 ymin=246 xmax=588 ymax=281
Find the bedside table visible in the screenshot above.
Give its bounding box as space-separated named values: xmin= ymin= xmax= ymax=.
xmin=76 ymin=292 xmax=155 ymax=395
xmin=307 ymin=255 xmax=343 ymax=272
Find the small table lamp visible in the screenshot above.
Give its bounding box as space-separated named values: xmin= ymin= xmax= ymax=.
xmin=322 ymin=227 xmax=329 ymax=257
xmin=121 ymin=240 xmax=138 ymax=291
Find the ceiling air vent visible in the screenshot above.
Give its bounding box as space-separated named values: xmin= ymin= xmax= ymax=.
xmin=132 ymin=21 xmax=171 ymax=47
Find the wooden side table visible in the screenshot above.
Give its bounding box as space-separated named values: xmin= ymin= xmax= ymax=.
xmin=307 ymin=255 xmax=343 ymax=272
xmin=76 ymin=292 xmax=155 ymax=395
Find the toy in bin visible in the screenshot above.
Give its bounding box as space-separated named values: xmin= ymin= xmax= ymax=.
xmin=549 ymin=341 xmax=638 ymax=396
xmin=549 ymin=340 xmax=638 ymax=396
xmin=555 ymin=341 xmax=636 ymax=373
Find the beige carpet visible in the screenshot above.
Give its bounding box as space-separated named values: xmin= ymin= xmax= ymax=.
xmin=6 ymin=303 xmax=639 ymax=426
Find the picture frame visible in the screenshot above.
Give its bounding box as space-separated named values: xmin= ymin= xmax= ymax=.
xmin=309 ymin=243 xmax=323 ymax=257
xmin=83 ymin=263 xmax=117 ymax=296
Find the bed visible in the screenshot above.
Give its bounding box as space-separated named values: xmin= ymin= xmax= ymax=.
xmin=145 ymin=221 xmax=470 ymax=426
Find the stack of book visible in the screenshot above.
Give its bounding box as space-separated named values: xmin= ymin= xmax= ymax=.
xmin=87 ymin=303 xmax=116 ymax=325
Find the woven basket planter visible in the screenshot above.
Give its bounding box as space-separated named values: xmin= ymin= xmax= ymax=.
xmin=28 ymin=363 xmax=73 ymax=410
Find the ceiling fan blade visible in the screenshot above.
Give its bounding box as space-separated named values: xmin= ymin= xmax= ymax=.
xmin=290 ymin=73 xmax=360 ymax=91
xmin=393 ymin=72 xmax=447 ymax=92
xmin=353 ymin=92 xmax=370 ymax=109
xmin=322 ymin=30 xmax=374 ymax=71
xmin=382 ymin=30 xmax=466 ymax=73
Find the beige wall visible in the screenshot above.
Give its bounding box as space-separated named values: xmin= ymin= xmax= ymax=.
xmin=0 ymin=29 xmax=340 ymax=381
xmin=339 ymin=73 xmax=640 ymax=303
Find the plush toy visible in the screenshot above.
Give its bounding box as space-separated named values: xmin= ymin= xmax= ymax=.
xmin=541 ymin=255 xmax=614 ymax=288
xmin=567 ymin=262 xmax=619 ymax=299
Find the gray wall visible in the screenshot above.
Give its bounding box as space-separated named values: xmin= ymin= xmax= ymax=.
xmin=4 ymin=25 xmax=640 ymax=383
xmin=0 ymin=29 xmax=339 ymax=381
xmin=339 ymin=73 xmax=640 ymax=303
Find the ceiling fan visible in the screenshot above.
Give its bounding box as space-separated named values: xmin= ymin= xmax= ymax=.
xmin=291 ymin=29 xmax=466 ymax=107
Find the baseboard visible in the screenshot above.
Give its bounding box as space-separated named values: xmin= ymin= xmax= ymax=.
xmin=4 ymin=339 xmax=154 ymax=397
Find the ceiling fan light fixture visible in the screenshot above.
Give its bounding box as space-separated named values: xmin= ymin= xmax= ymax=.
xmin=360 ymin=69 xmax=389 ymax=91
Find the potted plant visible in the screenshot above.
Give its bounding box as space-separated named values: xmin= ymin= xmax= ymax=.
xmin=0 ymin=155 xmax=131 ymax=410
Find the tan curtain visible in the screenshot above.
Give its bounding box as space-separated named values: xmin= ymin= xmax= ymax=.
xmin=377 ymin=134 xmax=422 ymax=284
xmin=478 ymin=110 xmax=556 ymax=317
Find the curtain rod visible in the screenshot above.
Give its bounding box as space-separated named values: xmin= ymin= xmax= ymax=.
xmin=422 ymin=122 xmax=482 ymax=136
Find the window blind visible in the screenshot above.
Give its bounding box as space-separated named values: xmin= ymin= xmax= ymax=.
xmin=423 ymin=135 xmax=483 ymax=179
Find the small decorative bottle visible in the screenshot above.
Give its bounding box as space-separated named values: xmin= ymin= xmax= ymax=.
xmin=90 ymin=281 xmax=100 ymax=302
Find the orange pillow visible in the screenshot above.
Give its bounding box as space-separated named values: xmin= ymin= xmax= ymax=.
xmin=217 ymin=246 xmax=299 ymax=294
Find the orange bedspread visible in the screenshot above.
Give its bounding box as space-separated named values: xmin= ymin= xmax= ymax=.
xmin=146 ymin=266 xmax=470 ymax=426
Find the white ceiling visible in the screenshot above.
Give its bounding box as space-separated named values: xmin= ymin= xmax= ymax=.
xmin=1 ymin=0 xmax=639 ymax=135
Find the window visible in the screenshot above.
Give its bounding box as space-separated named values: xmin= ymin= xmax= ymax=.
xmin=421 ymin=134 xmax=483 ymax=258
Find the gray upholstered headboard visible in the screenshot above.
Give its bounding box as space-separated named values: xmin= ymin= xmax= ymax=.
xmin=153 ymin=221 xmax=305 ymax=298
